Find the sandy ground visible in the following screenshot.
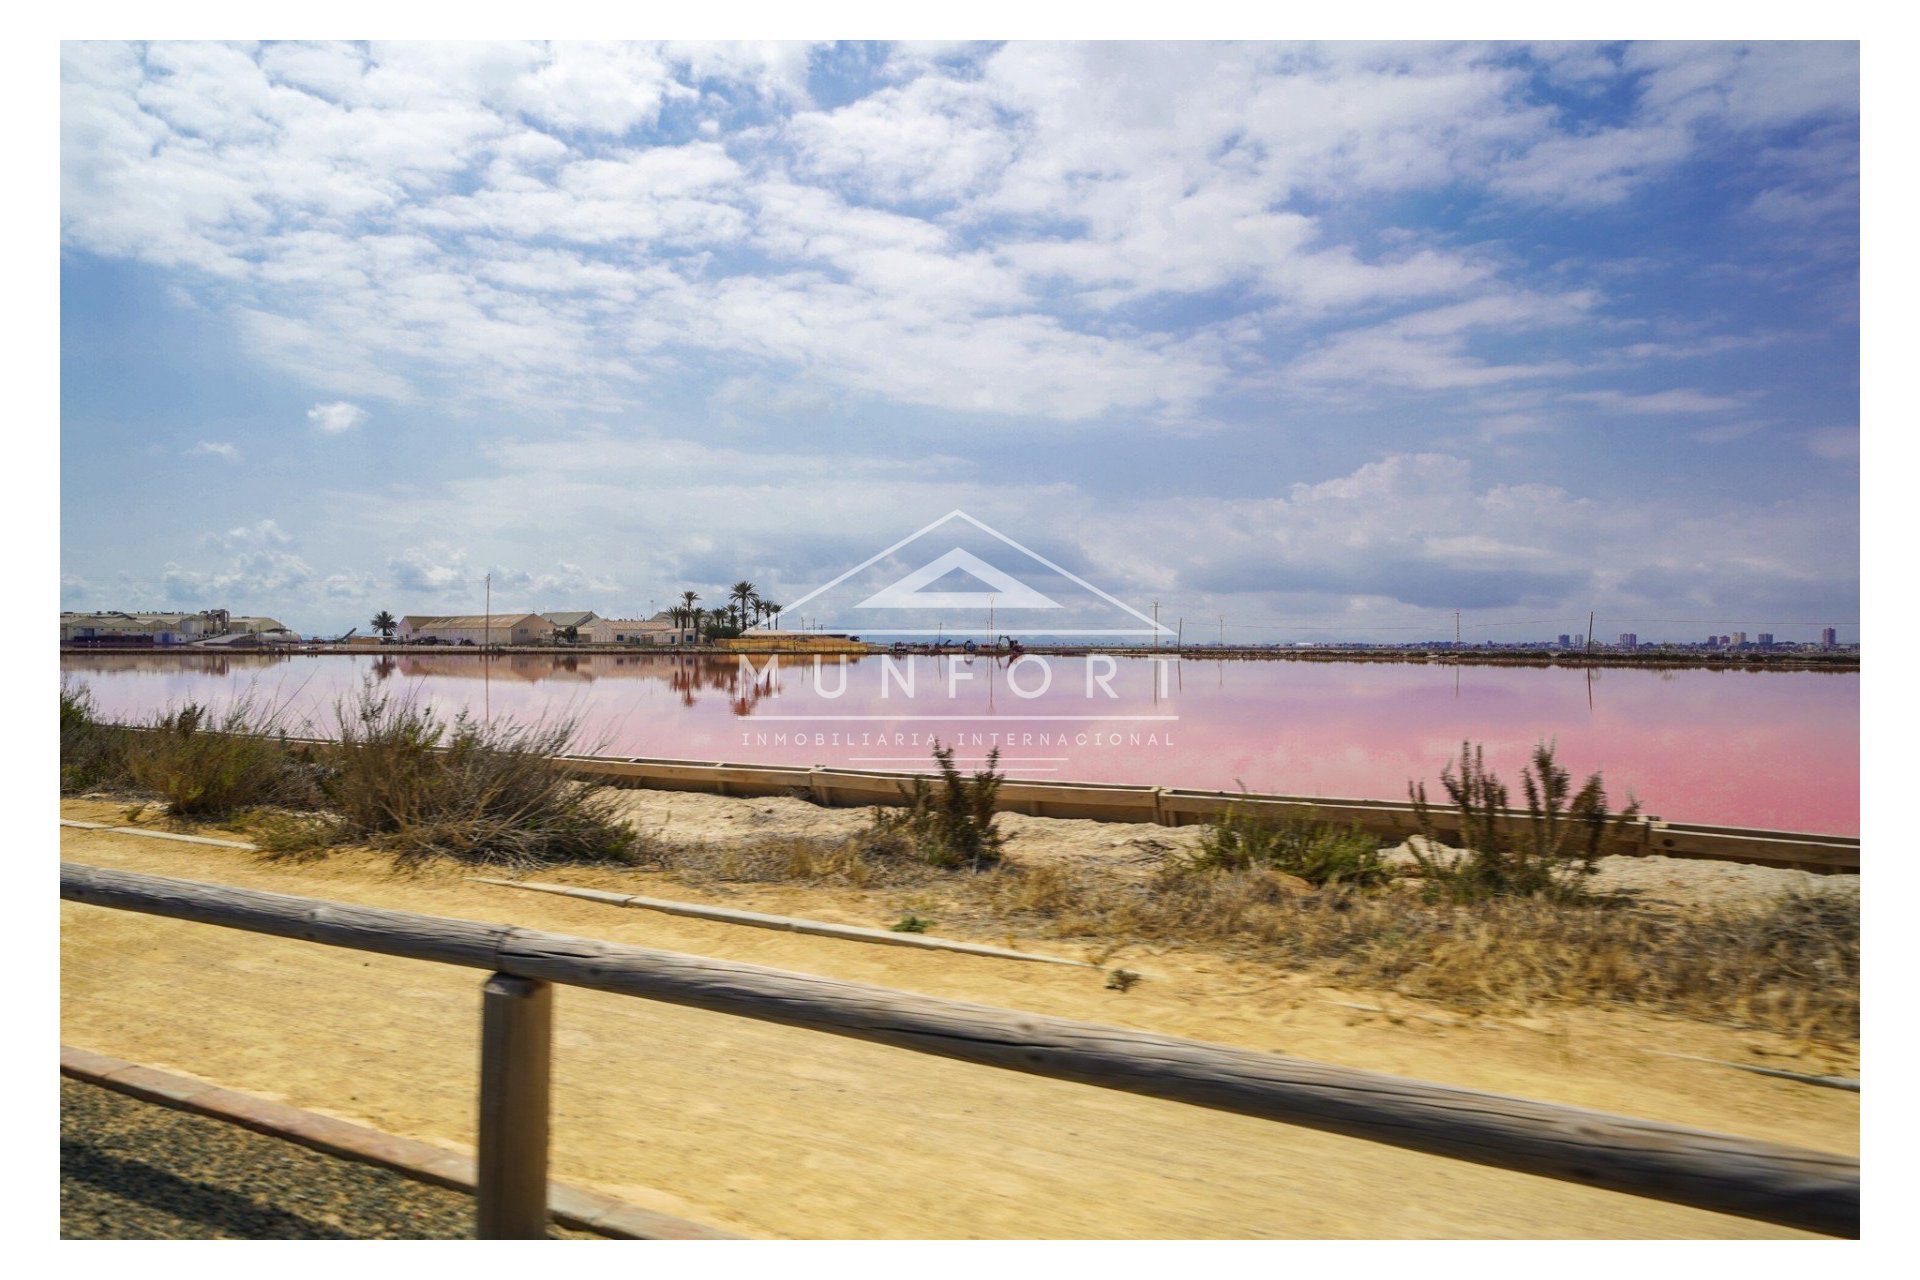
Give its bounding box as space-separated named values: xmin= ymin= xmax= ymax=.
xmin=603 ymin=787 xmax=1858 ymax=909
xmin=59 ymin=797 xmax=1857 ymax=1239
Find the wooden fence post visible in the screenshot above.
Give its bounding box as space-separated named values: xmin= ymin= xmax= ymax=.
xmin=477 ymin=973 xmax=552 ymax=1239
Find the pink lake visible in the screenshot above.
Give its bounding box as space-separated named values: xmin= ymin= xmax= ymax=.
xmin=60 ymin=651 xmax=1860 ymax=836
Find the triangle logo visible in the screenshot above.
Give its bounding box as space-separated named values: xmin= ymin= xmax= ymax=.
xmin=782 ymin=510 xmax=1170 ymax=638
xmin=855 ymin=548 xmax=1062 ymax=610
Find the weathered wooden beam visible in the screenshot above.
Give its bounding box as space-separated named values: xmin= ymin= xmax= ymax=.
xmin=62 ymin=862 xmax=1858 ymax=1235
xmin=61 ymin=1044 xmax=739 ymax=1239
xmin=470 ymin=877 xmax=1092 ymax=967
xmin=476 ymin=974 xmax=553 ymax=1240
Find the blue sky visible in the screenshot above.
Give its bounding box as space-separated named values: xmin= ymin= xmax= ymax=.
xmin=59 ymin=40 xmax=1859 ymax=642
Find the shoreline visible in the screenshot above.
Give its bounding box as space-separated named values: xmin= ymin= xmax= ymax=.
xmin=62 ymin=643 xmax=1860 ymax=672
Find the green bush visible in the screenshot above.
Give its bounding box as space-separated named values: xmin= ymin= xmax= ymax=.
xmin=123 ymin=698 xmax=315 ymax=819
xmin=1407 ymin=739 xmax=1641 ymax=901
xmin=1177 ymin=802 xmax=1391 ymax=888
xmin=866 ymin=742 xmax=1006 ymax=870
xmin=59 ymin=681 xmax=133 ymax=794
xmin=315 ymin=682 xmax=638 ymax=869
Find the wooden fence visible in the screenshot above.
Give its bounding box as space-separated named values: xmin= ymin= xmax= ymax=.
xmin=61 ymin=862 xmax=1859 ymax=1239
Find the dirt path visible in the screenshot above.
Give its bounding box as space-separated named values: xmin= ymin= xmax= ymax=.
xmin=59 ymin=803 xmax=1856 ymax=1238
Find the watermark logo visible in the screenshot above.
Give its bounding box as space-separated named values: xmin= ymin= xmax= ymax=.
xmin=783 ymin=510 xmax=1173 ymax=639
xmin=738 ymin=513 xmax=1181 ymax=774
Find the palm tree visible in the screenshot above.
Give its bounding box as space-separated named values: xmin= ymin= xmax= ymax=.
xmin=762 ymin=602 xmax=782 ymax=630
xmin=371 ymin=610 xmax=398 ymax=642
xmin=680 ymin=589 xmax=700 ymax=616
xmin=729 ymin=581 xmax=758 ymax=630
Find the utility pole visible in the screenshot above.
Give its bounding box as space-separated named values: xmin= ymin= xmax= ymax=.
xmin=486 ymin=573 xmax=492 ymax=650
xmin=1177 ymin=617 xmax=1183 ymax=650
xmin=1219 ymin=615 xmax=1225 ymax=647
xmin=1152 ymin=600 xmax=1160 ymax=649
xmin=1586 ymin=610 xmax=1594 ymax=651
xmin=1455 ymin=609 xmax=1461 ymax=649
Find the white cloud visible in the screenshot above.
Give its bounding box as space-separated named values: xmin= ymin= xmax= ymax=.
xmin=188 ymin=441 xmax=241 ymax=460
xmin=1494 ymin=42 xmax=1858 ymax=207
xmin=162 ymin=548 xmax=315 ymax=603
xmin=1564 ymin=388 xmax=1746 ymax=415
xmin=307 ymin=401 xmax=368 ymax=434
xmin=387 ymin=543 xmax=472 ymax=594
xmin=59 ymin=42 xmax=1858 ymax=429
xmin=223 ymin=519 xmax=293 ymax=546
xmin=1289 ymin=292 xmax=1593 ymax=392
xmin=1805 ymin=427 xmax=1858 ymax=461
xmin=1692 ymin=422 xmax=1764 ymax=445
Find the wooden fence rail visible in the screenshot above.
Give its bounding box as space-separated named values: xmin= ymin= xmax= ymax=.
xmin=61 ymin=862 xmax=1858 ymax=1238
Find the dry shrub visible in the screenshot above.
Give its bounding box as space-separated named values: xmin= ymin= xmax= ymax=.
xmin=123 ymin=697 xmax=318 ymax=820
xmin=867 ymin=743 xmax=1006 ymax=870
xmin=1178 ymin=803 xmax=1391 ymax=887
xmin=246 ymin=810 xmax=341 ymax=860
xmin=1409 ymin=740 xmax=1641 ymax=901
xmin=314 ymin=683 xmax=637 ymax=869
xmin=60 ymin=681 xmax=134 ymax=794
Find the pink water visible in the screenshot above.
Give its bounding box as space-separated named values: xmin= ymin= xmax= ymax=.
xmin=60 ymin=651 xmax=1860 ymax=835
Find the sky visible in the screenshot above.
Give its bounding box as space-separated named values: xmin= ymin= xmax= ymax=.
xmin=58 ymin=40 xmax=1861 ymax=643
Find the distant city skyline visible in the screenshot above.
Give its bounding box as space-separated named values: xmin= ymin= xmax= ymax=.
xmin=60 ymin=41 xmax=1859 ymax=641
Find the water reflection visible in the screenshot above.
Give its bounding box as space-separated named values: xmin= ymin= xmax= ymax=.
xmin=60 ymin=650 xmax=1859 ymax=834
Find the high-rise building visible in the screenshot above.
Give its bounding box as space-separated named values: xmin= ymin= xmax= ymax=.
xmin=1718 ymin=635 xmax=1731 ymax=647
xmin=1731 ymin=631 xmax=1747 ymax=646
xmin=1757 ymin=633 xmax=1774 ymax=647
xmin=1821 ymin=626 xmax=1838 ymax=647
xmin=1617 ymin=632 xmax=1637 ymax=648
xmin=1557 ymin=633 xmax=1571 ymax=647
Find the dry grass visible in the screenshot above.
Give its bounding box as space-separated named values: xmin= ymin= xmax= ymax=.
xmin=628 ymin=832 xmax=1858 ymax=1043
xmin=1178 ymin=803 xmax=1390 ymax=886
xmin=987 ymin=863 xmax=1856 ymax=1042
xmin=632 ymin=831 xmax=942 ymax=890
xmin=124 ymin=698 xmax=320 ymax=820
xmin=1409 ymin=739 xmax=1641 ymax=902
xmin=308 ymin=683 xmax=639 ymax=869
xmin=59 ymin=679 xmax=640 ymax=870
xmin=60 ymin=682 xmax=135 ymax=795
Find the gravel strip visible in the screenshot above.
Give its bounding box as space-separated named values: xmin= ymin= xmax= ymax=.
xmin=60 ymin=1079 xmax=603 ymax=1240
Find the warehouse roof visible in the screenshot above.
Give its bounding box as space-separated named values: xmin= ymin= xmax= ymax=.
xmin=401 ymin=614 xmax=549 ymax=629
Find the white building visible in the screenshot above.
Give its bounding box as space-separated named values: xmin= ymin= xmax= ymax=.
xmin=62 ymin=609 xmax=232 ymax=645
xmin=540 ymin=611 xmax=600 ymax=639
xmin=398 ymin=613 xmax=555 ymax=646
xmin=588 ymin=617 xmax=699 ymax=646
xmin=228 ymin=616 xmax=294 ymax=640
